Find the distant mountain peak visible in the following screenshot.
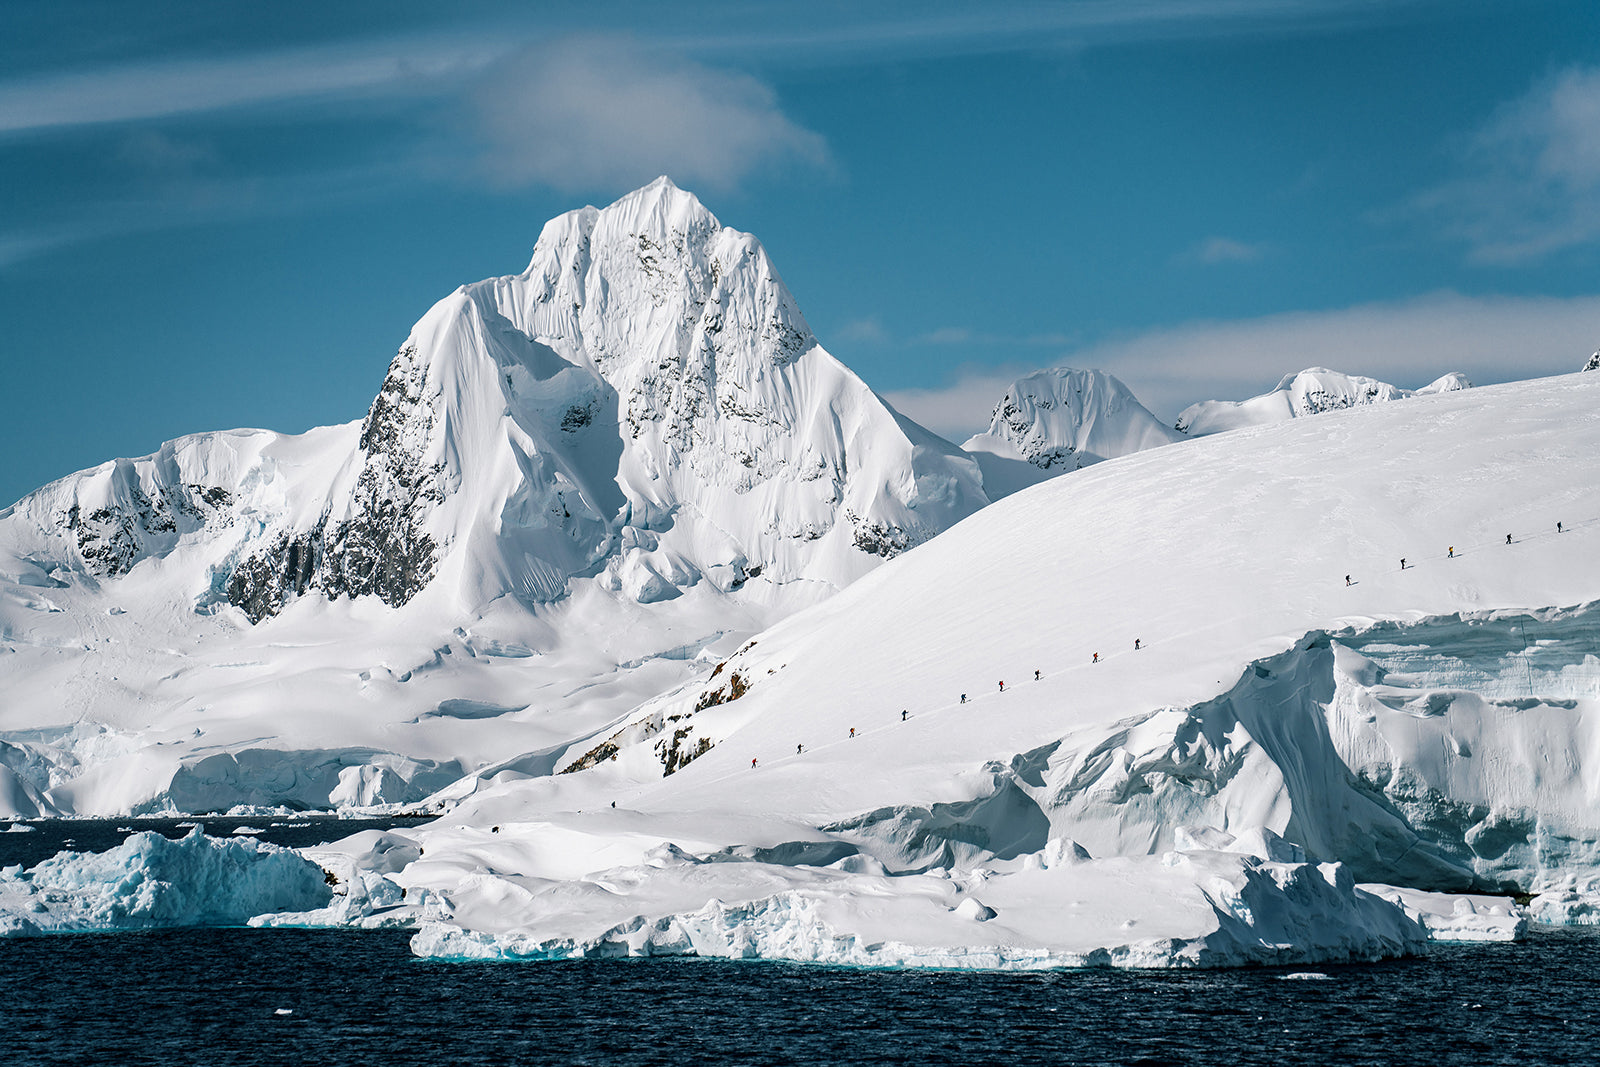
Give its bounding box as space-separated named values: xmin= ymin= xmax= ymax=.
xmin=962 ymin=367 xmax=1182 ymax=499
xmin=1176 ymin=366 xmax=1472 ymax=437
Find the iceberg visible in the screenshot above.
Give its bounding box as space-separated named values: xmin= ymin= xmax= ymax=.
xmin=0 ymin=826 xmax=331 ymax=935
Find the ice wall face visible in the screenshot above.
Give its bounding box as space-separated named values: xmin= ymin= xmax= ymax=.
xmin=1176 ymin=367 xmax=1472 ymax=436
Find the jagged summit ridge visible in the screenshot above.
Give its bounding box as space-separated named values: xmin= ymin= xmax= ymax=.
xmin=208 ymin=177 xmax=986 ymax=621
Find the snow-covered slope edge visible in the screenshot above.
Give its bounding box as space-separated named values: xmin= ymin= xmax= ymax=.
xmin=0 ymin=178 xmax=987 ymax=816
xmin=245 ymin=370 xmax=1597 ymax=967
xmin=1176 ymin=367 xmax=1471 ymax=436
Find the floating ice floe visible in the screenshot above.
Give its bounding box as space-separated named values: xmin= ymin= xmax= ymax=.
xmin=0 ymin=827 xmax=330 ymax=936
xmin=394 ymin=832 xmax=1430 ymax=969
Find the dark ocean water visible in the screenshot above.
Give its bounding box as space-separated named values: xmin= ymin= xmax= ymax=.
xmin=3 ymin=820 xmax=1599 ymax=1065
xmin=3 ymin=927 xmax=1600 ymax=1066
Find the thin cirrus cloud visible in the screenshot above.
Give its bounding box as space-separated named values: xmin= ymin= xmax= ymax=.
xmin=1410 ymin=66 xmax=1600 ymax=265
xmin=0 ymin=30 xmax=830 ymax=265
xmin=0 ymin=38 xmax=503 ymax=137
xmin=467 ymin=38 xmax=830 ymax=193
xmin=882 ymin=291 xmax=1600 ymax=442
xmin=1182 ymin=236 xmax=1270 ymax=265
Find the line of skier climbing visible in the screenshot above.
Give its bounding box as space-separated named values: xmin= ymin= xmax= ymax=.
xmin=1356 ymin=520 xmax=1568 ymax=584
xmin=752 ymin=633 xmax=1150 ymax=769
xmin=752 ymin=517 xmax=1581 ymax=771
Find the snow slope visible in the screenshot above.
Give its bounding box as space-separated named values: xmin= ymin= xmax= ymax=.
xmin=1176 ymin=367 xmax=1471 ymax=436
xmin=0 ymin=178 xmax=987 ymax=816
xmin=246 ymin=369 xmax=1598 ymax=967
xmin=962 ymin=368 xmax=1183 ymax=498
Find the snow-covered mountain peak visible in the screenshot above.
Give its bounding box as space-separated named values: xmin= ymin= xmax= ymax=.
xmin=960 ymin=368 xmax=1182 ymax=498
xmin=1583 ymin=350 xmax=1599 ymax=373
xmin=1176 ymin=366 xmax=1473 ymax=437
xmin=1416 ymin=372 xmax=1474 ymax=395
xmin=0 ymin=179 xmax=991 ymax=814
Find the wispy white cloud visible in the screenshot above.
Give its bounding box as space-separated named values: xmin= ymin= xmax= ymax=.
xmin=468 ymin=37 xmax=829 ymax=193
xmin=1182 ymin=235 xmax=1269 ymax=264
xmin=0 ymin=37 xmax=503 ymax=137
xmin=1411 ymin=66 xmax=1600 ymax=264
xmin=882 ymin=292 xmax=1600 ymax=440
xmin=908 ymin=326 xmax=1076 ymax=348
xmin=834 ymin=317 xmax=890 ymax=344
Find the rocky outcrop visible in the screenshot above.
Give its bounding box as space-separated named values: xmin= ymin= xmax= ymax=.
xmin=226 ymin=342 xmax=442 ymax=622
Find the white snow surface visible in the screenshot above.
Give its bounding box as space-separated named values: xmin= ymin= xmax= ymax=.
xmin=1175 ymin=367 xmax=1471 ymax=436
xmin=962 ymin=368 xmax=1183 ymax=498
xmin=0 ymin=178 xmax=986 ymax=816
xmin=245 ymin=369 xmax=1592 ymax=968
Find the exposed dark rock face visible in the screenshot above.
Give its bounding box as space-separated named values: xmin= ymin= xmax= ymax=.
xmin=226 ymin=342 xmax=443 ymax=623
xmin=62 ymin=480 xmax=233 ymax=578
xmin=849 ymin=512 xmax=920 ymax=558
xmin=991 ymin=389 xmax=1079 ymax=470
xmin=1584 ymin=350 xmax=1599 ymax=373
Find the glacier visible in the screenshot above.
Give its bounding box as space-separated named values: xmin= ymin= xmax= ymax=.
xmin=215 ymin=369 xmax=1600 ymax=968
xmin=1 ymin=177 xmax=1596 ymax=970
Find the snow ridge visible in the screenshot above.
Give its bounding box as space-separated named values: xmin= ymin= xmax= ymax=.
xmin=1176 ymin=367 xmax=1472 ymax=436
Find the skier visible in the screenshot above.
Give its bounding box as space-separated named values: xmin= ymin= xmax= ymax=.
xmin=849 ymin=727 xmax=856 ymax=738
xmin=1134 ymin=638 xmax=1141 ymax=650
xmin=998 ymin=680 xmax=1006 ymax=693
xmin=901 ymin=709 xmax=908 ymax=722
xmin=1400 ymin=558 xmax=1406 ymax=570
xmin=1448 ymin=547 xmax=1454 ymax=558
xmin=797 ymin=743 xmax=803 ymax=755
xmin=1034 ymin=669 xmax=1041 ymax=681
xmin=1345 ymin=575 xmax=1351 ymax=586
xmin=1558 ymin=521 xmax=1564 ymax=534
xmin=960 ymin=694 xmax=967 ymax=705
xmin=751 ymin=757 xmax=758 ymax=769
xmin=1092 ymin=652 xmax=1099 ymax=663
xmin=1507 ymin=534 xmax=1513 ymax=544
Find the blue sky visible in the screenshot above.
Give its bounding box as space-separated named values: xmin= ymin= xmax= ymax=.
xmin=3 ymin=0 xmax=1599 ymax=506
